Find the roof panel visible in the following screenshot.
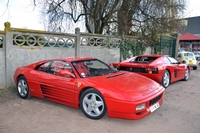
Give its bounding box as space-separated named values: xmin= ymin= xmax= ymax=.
xmin=179 ymin=32 xmax=200 ymax=41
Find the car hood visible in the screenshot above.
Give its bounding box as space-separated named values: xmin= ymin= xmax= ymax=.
xmin=83 ymin=71 xmax=163 ymax=101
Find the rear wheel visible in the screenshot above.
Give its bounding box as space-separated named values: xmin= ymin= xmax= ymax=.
xmin=17 ymin=76 xmax=30 ymax=99
xmin=183 ymin=67 xmax=189 ymax=81
xmin=80 ymin=88 xmax=107 ymax=120
xmin=161 ymin=70 xmax=170 ymax=88
xmin=193 ymin=66 xmax=197 ymax=70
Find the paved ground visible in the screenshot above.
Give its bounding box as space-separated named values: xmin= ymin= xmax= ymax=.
xmin=0 ymin=68 xmax=200 ymax=133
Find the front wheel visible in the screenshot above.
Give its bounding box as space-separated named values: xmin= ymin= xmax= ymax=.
xmin=80 ymin=88 xmax=107 ymax=120
xmin=17 ymin=76 xmax=30 ymax=99
xmin=161 ymin=70 xmax=170 ymax=88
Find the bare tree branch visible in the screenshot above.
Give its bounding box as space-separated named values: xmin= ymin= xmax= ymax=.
xmin=33 ymin=0 xmax=186 ymax=42
xmin=0 ymin=0 xmax=10 ymax=17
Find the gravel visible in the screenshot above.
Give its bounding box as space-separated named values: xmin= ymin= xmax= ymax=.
xmin=0 ymin=68 xmax=200 ymax=133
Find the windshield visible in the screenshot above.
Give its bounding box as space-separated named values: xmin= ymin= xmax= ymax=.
xmin=184 ymin=52 xmax=194 ymax=57
xmin=72 ymin=59 xmax=118 ymax=78
xmin=130 ymin=56 xmax=158 ymax=63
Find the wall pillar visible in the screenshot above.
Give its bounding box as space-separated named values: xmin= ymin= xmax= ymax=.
xmin=4 ymin=22 xmax=13 ymax=87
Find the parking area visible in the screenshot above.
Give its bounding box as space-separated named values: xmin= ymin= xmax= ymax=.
xmin=0 ymin=68 xmax=200 ymax=133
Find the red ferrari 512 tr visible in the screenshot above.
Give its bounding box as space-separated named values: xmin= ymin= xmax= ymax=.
xmin=110 ymin=54 xmax=191 ymax=88
xmin=14 ymin=57 xmax=165 ymax=120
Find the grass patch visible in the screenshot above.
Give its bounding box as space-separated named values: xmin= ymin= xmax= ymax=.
xmin=7 ymin=86 xmax=15 ymax=91
xmin=0 ymin=88 xmax=7 ymax=98
xmin=0 ymin=86 xmax=16 ymax=98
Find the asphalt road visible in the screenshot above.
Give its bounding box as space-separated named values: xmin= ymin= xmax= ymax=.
xmin=0 ymin=68 xmax=200 ymax=133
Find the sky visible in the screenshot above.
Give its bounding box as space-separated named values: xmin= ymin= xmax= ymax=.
xmin=0 ymin=0 xmax=43 ymax=30
xmin=0 ymin=0 xmax=200 ymax=31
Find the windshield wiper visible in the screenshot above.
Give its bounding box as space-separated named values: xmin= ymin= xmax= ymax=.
xmin=106 ymin=72 xmax=124 ymax=78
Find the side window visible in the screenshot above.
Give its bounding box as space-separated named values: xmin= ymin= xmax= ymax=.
xmin=188 ymin=53 xmax=193 ymax=56
xmin=163 ymin=57 xmax=171 ymax=64
xmin=167 ymin=57 xmax=178 ymax=64
xmin=37 ymin=62 xmax=51 ymax=72
xmin=47 ymin=60 xmax=72 ymax=74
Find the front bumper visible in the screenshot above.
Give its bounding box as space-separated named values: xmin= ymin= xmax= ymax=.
xmin=105 ymin=88 xmax=164 ymax=120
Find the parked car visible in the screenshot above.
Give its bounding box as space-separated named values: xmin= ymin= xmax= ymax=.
xmin=177 ymin=51 xmax=198 ymax=70
xmin=193 ymin=51 xmax=200 ymax=60
xmin=13 ymin=57 xmax=165 ymax=120
xmin=110 ymin=54 xmax=190 ymax=88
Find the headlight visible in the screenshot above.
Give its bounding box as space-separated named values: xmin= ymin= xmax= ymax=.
xmin=136 ymin=103 xmax=146 ymax=111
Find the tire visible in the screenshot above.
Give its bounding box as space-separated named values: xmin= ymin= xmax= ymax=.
xmin=183 ymin=67 xmax=189 ymax=81
xmin=161 ymin=70 xmax=170 ymax=88
xmin=193 ymin=66 xmax=197 ymax=70
xmin=17 ymin=76 xmax=30 ymax=99
xmin=80 ymin=88 xmax=107 ymax=120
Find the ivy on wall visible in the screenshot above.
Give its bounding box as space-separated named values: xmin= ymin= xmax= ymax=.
xmin=120 ymin=38 xmax=147 ymax=61
xmin=152 ymin=41 xmax=160 ymax=54
xmin=119 ymin=34 xmax=177 ymax=61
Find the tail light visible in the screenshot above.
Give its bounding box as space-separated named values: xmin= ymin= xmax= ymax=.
xmin=145 ymin=68 xmax=158 ymax=74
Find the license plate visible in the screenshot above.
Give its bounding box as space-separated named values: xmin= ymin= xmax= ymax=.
xmin=189 ymin=61 xmax=193 ymax=64
xmin=149 ymin=102 xmax=160 ymax=113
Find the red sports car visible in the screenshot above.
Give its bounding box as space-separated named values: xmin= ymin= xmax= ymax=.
xmin=110 ymin=54 xmax=191 ymax=88
xmin=14 ymin=57 xmax=165 ymax=120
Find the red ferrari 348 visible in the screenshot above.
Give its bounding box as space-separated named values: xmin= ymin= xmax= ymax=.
xmin=14 ymin=57 xmax=165 ymax=120
xmin=110 ymin=54 xmax=191 ymax=88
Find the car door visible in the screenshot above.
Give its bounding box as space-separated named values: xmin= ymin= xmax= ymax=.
xmin=38 ymin=60 xmax=77 ymax=106
xmin=167 ymin=57 xmax=185 ymax=80
xmin=172 ymin=64 xmax=185 ymax=80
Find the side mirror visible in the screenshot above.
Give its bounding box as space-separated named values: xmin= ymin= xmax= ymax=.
xmin=181 ymin=60 xmax=186 ymax=64
xmin=57 ymin=70 xmax=75 ymax=78
xmin=109 ymin=62 xmax=120 ymax=70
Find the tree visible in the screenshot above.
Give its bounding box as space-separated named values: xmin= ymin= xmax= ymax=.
xmin=117 ymin=0 xmax=140 ymax=35
xmin=34 ymin=0 xmax=122 ymax=33
xmin=34 ymin=0 xmax=186 ymax=36
xmin=132 ymin=0 xmax=186 ymax=43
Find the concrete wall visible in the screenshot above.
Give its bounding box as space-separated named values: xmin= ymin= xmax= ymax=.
xmin=5 ymin=46 xmax=120 ymax=87
xmin=80 ymin=46 xmax=120 ymax=64
xmin=0 ymin=22 xmax=152 ymax=88
xmin=1 ymin=22 xmax=125 ymax=87
xmin=7 ymin=48 xmax=76 ymax=86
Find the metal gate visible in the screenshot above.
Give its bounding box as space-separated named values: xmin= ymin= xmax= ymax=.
xmin=160 ymin=35 xmax=177 ymax=58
